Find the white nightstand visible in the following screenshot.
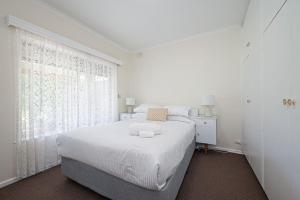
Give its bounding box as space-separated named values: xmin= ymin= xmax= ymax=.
xmin=119 ymin=113 xmax=133 ymax=121
xmin=191 ymin=116 xmax=217 ymax=154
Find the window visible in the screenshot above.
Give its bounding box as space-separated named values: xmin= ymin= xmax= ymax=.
xmin=17 ymin=29 xmax=118 ymax=140
xmin=15 ymin=27 xmax=118 ymax=178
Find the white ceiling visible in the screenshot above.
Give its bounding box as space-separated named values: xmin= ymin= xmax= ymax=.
xmin=40 ymin=0 xmax=250 ymax=52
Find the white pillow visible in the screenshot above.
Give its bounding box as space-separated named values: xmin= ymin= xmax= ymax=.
xmin=133 ymin=104 xmax=162 ymax=113
xmin=168 ymin=115 xmax=193 ymax=123
xmin=165 ymin=105 xmax=191 ymax=117
xmin=131 ymin=113 xmax=147 ymax=120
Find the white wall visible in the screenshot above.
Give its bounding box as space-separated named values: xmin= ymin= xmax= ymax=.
xmin=129 ymin=26 xmax=243 ymax=151
xmin=0 ymin=0 xmax=131 ymax=184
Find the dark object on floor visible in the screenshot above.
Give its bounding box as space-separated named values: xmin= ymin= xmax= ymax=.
xmin=0 ymin=150 xmax=268 ymax=200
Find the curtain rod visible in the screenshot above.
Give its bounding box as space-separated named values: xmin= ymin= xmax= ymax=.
xmin=6 ymin=15 xmax=122 ymax=66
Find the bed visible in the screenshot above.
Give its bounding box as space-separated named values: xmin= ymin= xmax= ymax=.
xmin=57 ymin=116 xmax=196 ymax=200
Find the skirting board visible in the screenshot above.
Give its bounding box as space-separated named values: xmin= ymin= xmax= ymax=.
xmin=0 ymin=177 xmax=19 ymax=188
xmin=197 ymin=144 xmax=243 ymax=155
xmin=211 ymin=146 xmax=243 ymax=155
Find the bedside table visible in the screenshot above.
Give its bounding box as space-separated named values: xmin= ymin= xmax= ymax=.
xmin=191 ymin=116 xmax=217 ymax=154
xmin=119 ymin=113 xmax=133 ymax=121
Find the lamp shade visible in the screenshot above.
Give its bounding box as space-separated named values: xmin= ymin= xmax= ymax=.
xmin=201 ymin=95 xmax=216 ymax=106
xmin=126 ymin=97 xmax=135 ymax=106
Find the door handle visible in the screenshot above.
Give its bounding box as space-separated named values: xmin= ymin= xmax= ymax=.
xmin=283 ymin=99 xmax=287 ymax=106
xmin=287 ymin=99 xmax=292 ymax=106
xmin=291 ymin=99 xmax=296 ymax=106
xmin=283 ymin=99 xmax=296 ymax=107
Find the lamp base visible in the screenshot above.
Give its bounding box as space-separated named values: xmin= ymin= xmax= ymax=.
xmin=204 ymin=106 xmax=213 ymax=117
xmin=127 ymin=106 xmax=133 ymax=113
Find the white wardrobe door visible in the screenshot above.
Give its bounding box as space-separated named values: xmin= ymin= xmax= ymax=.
xmin=262 ymin=2 xmax=292 ymax=200
xmin=248 ymin=46 xmax=263 ymax=185
xmin=288 ymin=0 xmax=300 ymax=199
xmin=241 ymin=0 xmax=264 ymax=184
xmin=242 ymin=54 xmax=252 ymax=162
xmin=262 ymin=0 xmax=287 ymax=30
xmin=242 ymin=43 xmax=263 ymax=184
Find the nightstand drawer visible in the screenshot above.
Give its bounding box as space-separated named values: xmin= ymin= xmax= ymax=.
xmin=197 ymin=127 xmax=216 ymax=144
xmin=197 ymin=119 xmax=214 ymax=128
xmin=120 ymin=113 xmax=132 ymax=121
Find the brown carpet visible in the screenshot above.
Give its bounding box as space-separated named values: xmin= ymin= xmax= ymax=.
xmin=0 ymin=150 xmax=268 ymax=200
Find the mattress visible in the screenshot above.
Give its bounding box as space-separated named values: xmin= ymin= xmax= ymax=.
xmin=56 ymin=118 xmax=195 ymax=190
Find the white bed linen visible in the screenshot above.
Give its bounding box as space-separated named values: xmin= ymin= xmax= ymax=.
xmin=57 ymin=118 xmax=195 ymax=190
xmin=129 ymin=122 xmax=162 ymax=136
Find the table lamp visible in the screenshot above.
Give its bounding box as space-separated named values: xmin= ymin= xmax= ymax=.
xmin=126 ymin=97 xmax=135 ymax=113
xmin=200 ymin=95 xmax=216 ymax=117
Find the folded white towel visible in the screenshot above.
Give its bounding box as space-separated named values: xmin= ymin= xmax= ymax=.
xmin=139 ymin=130 xmax=155 ymax=138
xmin=129 ymin=122 xmax=162 ymax=136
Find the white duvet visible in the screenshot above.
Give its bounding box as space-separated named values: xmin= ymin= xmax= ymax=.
xmin=57 ymin=118 xmax=195 ymax=190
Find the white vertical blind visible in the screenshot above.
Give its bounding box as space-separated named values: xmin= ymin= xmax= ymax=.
xmin=16 ymin=28 xmax=118 ymax=178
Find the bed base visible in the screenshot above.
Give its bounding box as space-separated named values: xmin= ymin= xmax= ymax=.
xmin=61 ymin=139 xmax=195 ymax=200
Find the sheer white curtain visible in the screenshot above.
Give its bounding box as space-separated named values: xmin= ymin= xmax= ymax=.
xmin=16 ymin=29 xmax=118 ymax=178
